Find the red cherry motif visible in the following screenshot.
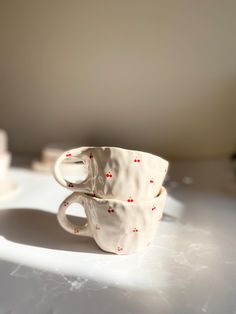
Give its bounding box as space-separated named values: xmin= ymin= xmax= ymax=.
xmin=152 ymin=206 xmax=156 ymax=211
xmin=107 ymin=207 xmax=115 ymax=213
xmin=117 ymin=246 xmax=123 ymax=252
xmin=132 ymin=228 xmax=138 ymax=233
xmin=150 ymin=178 xmax=154 ymax=183
xmin=127 ymin=197 xmax=134 ymax=202
xmin=134 ymin=158 xmax=141 ymax=163
xmin=74 ymin=227 xmax=80 ymax=234
xmin=63 ymin=202 xmax=69 ymax=207
xmin=68 ymin=183 xmax=74 ymax=188
xmin=105 ymin=172 xmax=112 ymax=178
xmin=95 ymin=224 xmax=101 ymax=230
xmin=66 ymin=153 xmax=72 ymax=157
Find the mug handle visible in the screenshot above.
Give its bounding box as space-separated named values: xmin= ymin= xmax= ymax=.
xmin=54 ymin=148 xmax=92 ymax=192
xmin=57 ymin=192 xmax=92 ymax=237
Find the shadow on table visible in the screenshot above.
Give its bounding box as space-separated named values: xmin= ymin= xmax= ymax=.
xmin=0 ymin=208 xmax=176 ymax=254
xmin=0 ymin=208 xmax=106 ymax=254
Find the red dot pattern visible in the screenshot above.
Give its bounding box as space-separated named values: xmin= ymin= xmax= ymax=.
xmin=105 ymin=172 xmax=112 ymax=178
xmin=107 ymin=207 xmax=115 ymax=213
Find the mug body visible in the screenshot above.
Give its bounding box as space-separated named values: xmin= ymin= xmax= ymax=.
xmin=54 ymin=146 xmax=168 ymax=201
xmin=80 ymin=186 xmax=167 ymax=254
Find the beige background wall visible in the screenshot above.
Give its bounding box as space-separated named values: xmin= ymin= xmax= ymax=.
xmin=1 ymin=0 xmax=235 ymax=159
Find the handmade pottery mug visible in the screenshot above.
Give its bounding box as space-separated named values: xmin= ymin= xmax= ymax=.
xmin=54 ymin=146 xmax=168 ymax=201
xmin=57 ymin=186 xmax=167 ymax=254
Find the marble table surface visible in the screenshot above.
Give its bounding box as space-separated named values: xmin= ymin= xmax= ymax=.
xmin=0 ymin=158 xmax=235 ymax=314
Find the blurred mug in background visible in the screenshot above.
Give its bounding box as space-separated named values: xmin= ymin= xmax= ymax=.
xmin=0 ymin=130 xmax=11 ymax=180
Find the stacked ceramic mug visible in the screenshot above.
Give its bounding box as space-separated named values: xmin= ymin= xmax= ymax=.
xmin=54 ymin=147 xmax=168 ymax=254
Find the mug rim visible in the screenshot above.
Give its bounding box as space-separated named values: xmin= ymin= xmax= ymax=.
xmin=66 ymin=146 xmax=168 ymax=163
xmin=82 ymin=186 xmax=167 ymax=204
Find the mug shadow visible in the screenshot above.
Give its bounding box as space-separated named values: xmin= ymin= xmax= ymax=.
xmin=0 ymin=208 xmax=108 ymax=254
xmin=162 ymin=212 xmax=177 ymax=223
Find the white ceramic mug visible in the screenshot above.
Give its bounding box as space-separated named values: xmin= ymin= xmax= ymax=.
xmin=57 ymin=187 xmax=167 ymax=254
xmin=54 ymin=146 xmax=168 ymax=201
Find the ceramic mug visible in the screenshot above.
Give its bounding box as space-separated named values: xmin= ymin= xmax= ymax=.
xmin=54 ymin=146 xmax=168 ymax=201
xmin=0 ymin=130 xmax=11 ymax=179
xmin=57 ymin=186 xmax=167 ymax=254
xmin=0 ymin=152 xmax=11 ymax=179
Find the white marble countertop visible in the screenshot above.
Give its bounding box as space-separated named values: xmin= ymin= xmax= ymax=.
xmin=0 ymin=158 xmax=235 ymax=314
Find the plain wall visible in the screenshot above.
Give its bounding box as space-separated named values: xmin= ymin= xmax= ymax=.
xmin=1 ymin=0 xmax=236 ymax=159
